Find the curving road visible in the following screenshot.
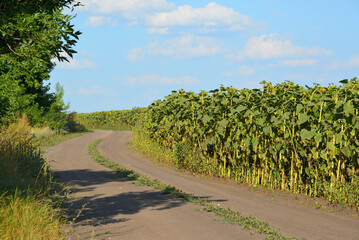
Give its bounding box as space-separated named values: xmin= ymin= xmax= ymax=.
xmin=46 ymin=130 xmax=359 ymax=240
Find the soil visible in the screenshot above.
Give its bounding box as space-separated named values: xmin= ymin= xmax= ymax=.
xmin=46 ymin=130 xmax=359 ymax=240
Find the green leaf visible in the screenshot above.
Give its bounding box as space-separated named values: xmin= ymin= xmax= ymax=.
xmin=296 ymin=104 xmax=304 ymax=114
xmin=282 ymin=112 xmax=291 ymax=120
xmin=263 ymin=126 xmax=271 ymax=134
xmin=299 ymin=113 xmax=309 ymax=125
xmin=300 ymin=129 xmax=315 ymax=140
xmin=341 ymin=146 xmax=351 ymax=158
xmin=328 ymin=142 xmax=336 ymax=152
xmin=202 ymin=115 xmax=211 ymax=123
xmin=343 ymin=102 xmax=354 ymax=115
xmin=314 ymin=133 xmax=322 ymax=143
xmin=219 ymin=119 xmax=229 ymax=127
xmin=217 ymin=126 xmax=224 ymax=136
xmin=244 ymin=136 xmax=251 ymax=146
xmin=253 ymin=110 xmax=261 ymax=116
xmin=251 ymin=137 xmax=259 ymax=148
xmin=244 ymin=110 xmax=252 ymax=118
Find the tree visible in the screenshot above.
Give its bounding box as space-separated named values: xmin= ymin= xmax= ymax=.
xmin=0 ymin=0 xmax=81 ymax=59
xmin=0 ymin=0 xmax=81 ymax=126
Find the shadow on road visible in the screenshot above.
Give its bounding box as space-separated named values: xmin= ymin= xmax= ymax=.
xmin=71 ymin=190 xmax=186 ymax=226
xmin=53 ymin=169 xmax=188 ymax=226
xmin=52 ymin=169 xmax=133 ymax=187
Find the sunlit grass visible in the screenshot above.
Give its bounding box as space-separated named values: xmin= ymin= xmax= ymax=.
xmin=0 ymin=191 xmax=63 ymax=239
xmin=0 ymin=116 xmax=90 ymax=239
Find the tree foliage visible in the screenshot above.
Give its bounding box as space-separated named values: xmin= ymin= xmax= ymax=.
xmin=0 ymin=0 xmax=81 ymax=129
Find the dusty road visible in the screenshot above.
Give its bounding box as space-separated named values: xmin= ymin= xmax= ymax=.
xmin=46 ymin=130 xmax=359 ymax=240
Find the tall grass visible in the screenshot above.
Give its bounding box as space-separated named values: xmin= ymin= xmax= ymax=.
xmin=0 ymin=116 xmax=67 ymax=239
xmin=0 ymin=116 xmax=45 ymax=187
xmin=0 ymin=191 xmax=62 ymax=239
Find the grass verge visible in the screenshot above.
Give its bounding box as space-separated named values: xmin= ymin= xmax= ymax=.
xmin=35 ymin=130 xmax=92 ymax=151
xmin=89 ymin=138 xmax=304 ymax=240
xmin=0 ymin=117 xmax=91 ymax=239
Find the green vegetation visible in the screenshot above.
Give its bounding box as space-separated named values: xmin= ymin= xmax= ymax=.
xmin=0 ymin=1 xmax=88 ymax=238
xmin=34 ymin=128 xmax=91 ymax=151
xmin=89 ymin=138 xmax=303 ymax=240
xmin=0 ymin=0 xmax=81 ymax=131
xmin=75 ymin=107 xmax=145 ymax=130
xmin=0 ymin=192 xmax=63 ymax=239
xmin=79 ymin=78 xmax=359 ymax=210
xmin=142 ymin=78 xmax=359 ymax=209
xmin=0 ymin=117 xmax=62 ymax=239
xmin=0 ymin=116 xmax=89 ymax=239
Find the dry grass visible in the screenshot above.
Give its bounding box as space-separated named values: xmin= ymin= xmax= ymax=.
xmin=0 ymin=192 xmax=63 ymax=240
xmin=0 ymin=116 xmax=64 ymax=239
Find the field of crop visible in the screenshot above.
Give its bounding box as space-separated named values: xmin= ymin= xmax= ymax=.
xmin=74 ymin=107 xmax=145 ymax=130
xmin=76 ymin=78 xmax=359 ymax=209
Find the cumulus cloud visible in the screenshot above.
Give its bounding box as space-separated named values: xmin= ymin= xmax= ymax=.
xmin=56 ymin=58 xmax=96 ymax=70
xmin=127 ymin=48 xmax=145 ymax=62
xmin=124 ymin=74 xmax=200 ymax=86
xmin=347 ymin=55 xmax=359 ymax=67
xmin=329 ymin=55 xmax=359 ymax=69
xmin=86 ymin=16 xmax=111 ymax=27
xmin=145 ymin=3 xmax=258 ymax=30
xmin=230 ymin=34 xmax=332 ymax=60
xmin=127 ymin=35 xmax=224 ymax=60
xmin=80 ymin=1 xmax=262 ymax=32
xmin=224 ymin=65 xmax=255 ymax=76
xmin=146 ymin=35 xmax=224 ymax=58
xmin=281 ymin=59 xmax=317 ymax=67
xmin=77 ymin=86 xmax=110 ymax=96
xmin=147 ymin=27 xmax=169 ymax=35
xmin=80 ymin=0 xmax=175 ymax=14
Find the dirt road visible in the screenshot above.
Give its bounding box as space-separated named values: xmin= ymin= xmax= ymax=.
xmin=46 ymin=130 xmax=359 ymax=240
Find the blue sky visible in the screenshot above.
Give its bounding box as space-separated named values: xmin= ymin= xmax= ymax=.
xmin=50 ymin=0 xmax=359 ymax=113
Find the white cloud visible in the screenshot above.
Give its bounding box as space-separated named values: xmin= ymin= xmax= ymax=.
xmin=329 ymin=55 xmax=359 ymax=69
xmin=124 ymin=74 xmax=200 ymax=86
xmin=80 ymin=0 xmax=175 ymax=14
xmin=281 ymin=59 xmax=317 ymax=67
xmin=347 ymin=55 xmax=359 ymax=67
xmin=86 ymin=16 xmax=110 ymax=27
xmin=127 ymin=48 xmax=145 ymax=62
xmin=56 ymin=58 xmax=96 ymax=70
xmin=146 ymin=35 xmax=224 ymax=58
xmin=231 ymin=34 xmax=332 ymax=60
xmin=224 ymin=65 xmax=255 ymax=76
xmin=145 ymin=3 xmax=258 ymax=30
xmin=77 ymin=86 xmax=110 ymax=96
xmin=238 ymin=65 xmax=255 ymax=75
xmin=147 ymin=27 xmax=169 ymax=35
xmin=79 ymin=2 xmax=263 ymax=33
